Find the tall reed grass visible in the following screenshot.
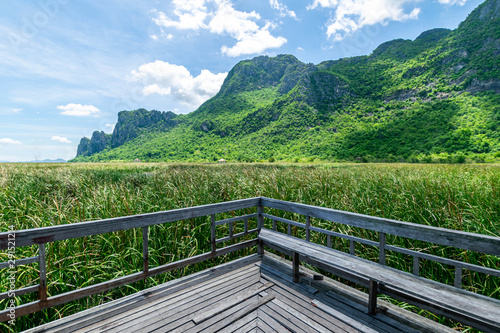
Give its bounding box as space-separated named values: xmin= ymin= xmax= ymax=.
xmin=1 ymin=163 xmax=499 ymax=331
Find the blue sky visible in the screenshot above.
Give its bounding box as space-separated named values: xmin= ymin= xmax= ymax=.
xmin=0 ymin=0 xmax=483 ymax=162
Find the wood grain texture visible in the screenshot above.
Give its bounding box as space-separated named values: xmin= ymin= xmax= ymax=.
xmin=261 ymin=197 xmax=500 ymax=255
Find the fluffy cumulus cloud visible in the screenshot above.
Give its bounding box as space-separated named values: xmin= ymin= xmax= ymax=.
xmin=0 ymin=138 xmax=21 ymax=145
xmin=131 ymin=61 xmax=227 ymax=108
xmin=152 ymin=0 xmax=287 ymax=57
xmin=57 ymin=104 xmax=101 ymax=117
xmin=308 ymin=0 xmax=421 ymax=41
xmin=51 ymin=136 xmax=71 ymax=144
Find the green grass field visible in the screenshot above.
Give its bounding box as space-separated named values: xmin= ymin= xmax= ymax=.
xmin=1 ymin=163 xmax=499 ymax=331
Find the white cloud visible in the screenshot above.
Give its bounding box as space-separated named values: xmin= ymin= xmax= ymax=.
xmin=437 ymin=0 xmax=468 ymax=5
xmin=209 ymin=1 xmax=287 ymax=56
xmin=152 ymin=0 xmax=286 ymax=57
xmin=308 ymin=0 xmax=421 ymax=41
xmin=0 ymin=138 xmax=21 ymax=145
xmin=57 ymin=104 xmax=101 ymax=117
xmin=152 ymin=0 xmax=209 ymax=30
xmin=12 ymin=108 xmax=22 ymax=113
xmin=269 ymin=0 xmax=297 ymax=18
xmin=51 ymin=136 xmax=72 ymax=144
xmin=131 ymin=60 xmax=227 ymax=108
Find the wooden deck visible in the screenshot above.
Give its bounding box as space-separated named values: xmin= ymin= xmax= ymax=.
xmin=24 ymin=254 xmax=455 ymax=333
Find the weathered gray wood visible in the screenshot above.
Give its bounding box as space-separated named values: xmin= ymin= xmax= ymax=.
xmin=258 ymin=270 xmax=355 ymax=332
xmin=38 ymin=243 xmax=47 ymax=301
xmin=229 ymin=221 xmax=234 ymax=238
xmin=287 ymin=223 xmax=291 ymax=235
xmin=260 ymin=303 xmax=309 ymax=333
xmin=306 ymin=215 xmax=311 ymax=242
xmin=192 ymin=282 xmax=274 ymax=324
xmin=455 ymin=267 xmax=462 ymax=289
xmin=271 ymin=298 xmax=332 ymax=333
xmin=262 ymin=253 xmax=452 ymax=333
xmin=103 ymin=267 xmax=261 ymax=333
xmin=413 ymin=256 xmax=420 ymax=276
xmin=21 ymin=255 xmax=261 ymax=333
xmin=259 ymin=229 xmax=500 ymax=333
xmin=368 ymin=280 xmax=378 ymax=315
xmin=0 ymin=239 xmax=258 ymax=323
xmin=327 ymin=234 xmax=332 ymax=248
xmin=310 ymin=225 xmax=379 ymax=248
xmin=216 ymin=228 xmax=258 ymax=244
xmin=224 ymin=313 xmax=258 ymax=333
xmin=244 ymin=218 xmax=249 ymax=233
xmin=185 ymin=294 xmax=275 ymax=333
xmin=0 ymin=197 xmax=261 ymax=250
xmin=257 ymin=205 xmax=264 ymax=255
xmin=272 ymin=219 xmax=277 ymax=231
xmin=257 ymin=309 xmax=293 ymax=333
xmin=261 ymin=213 xmax=305 ymax=229
xmin=215 ymin=213 xmax=259 ymax=226
xmin=0 ymin=284 xmax=39 ymax=300
xmin=292 ymin=251 xmax=299 ymax=283
xmin=142 ymin=226 xmax=148 ymax=273
xmin=311 ymin=299 xmax=380 ymax=333
xmin=0 ymin=256 xmax=39 ymax=269
xmin=350 ymin=240 xmax=355 ymax=255
xmin=211 ymin=214 xmax=216 ymax=253
xmin=385 ymin=244 xmax=500 ymax=278
xmin=379 ymin=232 xmax=386 ymax=265
xmin=261 ymin=197 xmax=500 ymax=255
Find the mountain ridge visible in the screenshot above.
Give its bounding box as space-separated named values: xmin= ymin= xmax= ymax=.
xmin=73 ymin=0 xmax=500 ymax=163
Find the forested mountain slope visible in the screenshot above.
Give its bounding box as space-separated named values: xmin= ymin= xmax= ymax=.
xmin=73 ymin=0 xmax=500 ymax=163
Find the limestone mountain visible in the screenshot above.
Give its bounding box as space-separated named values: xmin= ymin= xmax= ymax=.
xmin=73 ymin=0 xmax=500 ymax=163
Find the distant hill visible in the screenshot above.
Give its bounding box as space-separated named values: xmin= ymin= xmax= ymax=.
xmin=73 ymin=0 xmax=500 ymax=163
xmin=0 ymin=159 xmax=67 ymax=163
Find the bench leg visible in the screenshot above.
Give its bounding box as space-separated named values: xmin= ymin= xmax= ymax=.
xmin=292 ymin=251 xmax=299 ymax=283
xmin=368 ymin=279 xmax=378 ymax=315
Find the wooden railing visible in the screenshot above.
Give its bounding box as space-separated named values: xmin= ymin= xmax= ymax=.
xmin=260 ymin=197 xmax=500 ymax=289
xmin=1 ymin=196 xmax=499 ymax=323
xmin=0 ymin=197 xmax=262 ymax=322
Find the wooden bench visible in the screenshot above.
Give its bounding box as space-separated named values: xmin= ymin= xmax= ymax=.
xmin=258 ymin=228 xmax=500 ymax=333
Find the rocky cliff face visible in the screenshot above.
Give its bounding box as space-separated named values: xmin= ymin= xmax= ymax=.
xmin=111 ymin=109 xmax=178 ymax=148
xmin=76 ymin=109 xmax=179 ymax=157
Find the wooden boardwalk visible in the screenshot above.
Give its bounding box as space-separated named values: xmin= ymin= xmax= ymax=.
xmin=24 ymin=254 xmax=455 ymax=333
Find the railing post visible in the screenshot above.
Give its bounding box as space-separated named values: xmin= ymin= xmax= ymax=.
xmin=306 ymin=216 xmax=311 ymax=242
xmin=327 ymin=234 xmax=332 ymax=248
xmin=379 ymin=232 xmax=386 ymax=265
xmin=455 ymin=266 xmax=462 ymax=288
xmin=350 ymin=240 xmax=356 ymax=256
xmin=413 ymin=256 xmax=420 ymax=276
xmin=292 ymin=251 xmax=300 ymax=283
xmin=211 ymin=214 xmax=216 ymax=253
xmin=143 ymin=226 xmax=149 ymax=273
xmin=257 ymin=205 xmax=264 ymax=255
xmin=368 ymin=279 xmax=378 ymax=315
xmin=38 ymin=243 xmax=47 ymax=302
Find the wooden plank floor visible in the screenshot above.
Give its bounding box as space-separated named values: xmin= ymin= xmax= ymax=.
xmin=24 ymin=253 xmax=455 ymax=333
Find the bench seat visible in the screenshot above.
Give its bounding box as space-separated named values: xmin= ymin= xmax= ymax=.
xmin=259 ymin=228 xmax=500 ymax=333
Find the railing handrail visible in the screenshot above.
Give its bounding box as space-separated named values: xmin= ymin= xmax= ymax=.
xmin=0 ymin=197 xmax=261 ymax=250
xmin=261 ymin=197 xmax=500 ymax=256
